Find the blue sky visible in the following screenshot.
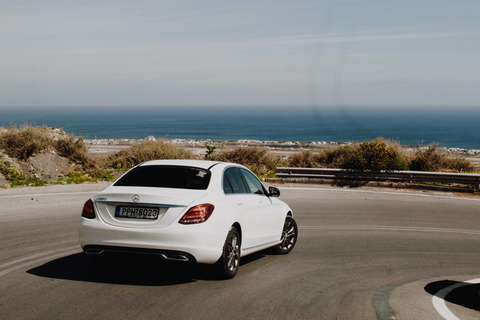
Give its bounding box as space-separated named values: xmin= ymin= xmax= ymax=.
xmin=1 ymin=0 xmax=479 ymax=107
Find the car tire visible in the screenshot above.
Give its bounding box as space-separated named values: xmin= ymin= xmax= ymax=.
xmin=273 ymin=216 xmax=298 ymax=254
xmin=216 ymin=226 xmax=241 ymax=279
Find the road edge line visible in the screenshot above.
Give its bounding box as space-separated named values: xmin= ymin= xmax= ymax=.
xmin=432 ymin=277 xmax=480 ymax=320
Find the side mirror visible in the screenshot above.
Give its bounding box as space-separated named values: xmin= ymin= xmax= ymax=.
xmin=268 ymin=186 xmax=281 ymax=197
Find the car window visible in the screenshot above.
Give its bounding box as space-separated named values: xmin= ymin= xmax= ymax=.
xmin=223 ymin=174 xmax=234 ymax=194
xmin=224 ymin=168 xmax=248 ymax=194
xmin=114 ymin=165 xmax=211 ymax=190
xmin=239 ymin=169 xmax=265 ymax=195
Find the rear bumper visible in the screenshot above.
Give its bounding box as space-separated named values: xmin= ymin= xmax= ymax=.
xmin=78 ymin=217 xmax=227 ymax=264
xmin=83 ymin=245 xmax=196 ymax=262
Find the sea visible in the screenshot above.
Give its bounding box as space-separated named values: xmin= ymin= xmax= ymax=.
xmin=0 ymin=106 xmax=479 ymax=149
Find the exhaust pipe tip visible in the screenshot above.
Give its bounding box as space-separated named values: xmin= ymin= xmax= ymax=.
xmin=85 ymin=249 xmax=104 ymax=255
xmin=160 ymin=254 xmax=190 ymax=262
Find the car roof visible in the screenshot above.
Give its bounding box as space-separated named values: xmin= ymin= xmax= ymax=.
xmin=139 ymin=159 xmax=224 ymax=170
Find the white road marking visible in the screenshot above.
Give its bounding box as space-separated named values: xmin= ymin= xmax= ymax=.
xmin=0 ymin=191 xmax=101 ymax=199
xmin=0 ymin=245 xmax=81 ymax=277
xmin=281 ymin=187 xmax=480 ymax=202
xmin=432 ymin=277 xmax=480 ymax=320
xmin=299 ymin=225 xmax=480 ymax=236
xmin=304 ymin=223 xmax=480 ymax=319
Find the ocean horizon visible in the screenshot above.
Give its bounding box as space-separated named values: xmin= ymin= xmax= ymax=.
xmin=1 ymin=105 xmax=479 ymax=149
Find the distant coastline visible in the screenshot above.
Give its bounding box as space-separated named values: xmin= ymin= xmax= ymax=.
xmin=85 ymin=137 xmax=480 ymax=156
xmin=85 ymin=137 xmax=480 ymax=171
xmin=2 ymin=106 xmax=480 ymax=150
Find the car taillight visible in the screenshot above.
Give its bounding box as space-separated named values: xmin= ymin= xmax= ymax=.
xmin=179 ymin=204 xmax=214 ymax=224
xmin=82 ymin=199 xmax=96 ymax=219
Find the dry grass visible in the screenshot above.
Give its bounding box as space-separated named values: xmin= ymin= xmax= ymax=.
xmin=287 ymin=138 xmax=475 ymax=173
xmin=105 ymin=140 xmax=196 ymax=169
xmin=287 ymin=150 xmax=321 ymax=168
xmin=0 ymin=124 xmax=53 ymax=160
xmin=409 ymin=145 xmax=474 ymax=172
xmin=318 ymin=145 xmax=357 ymax=169
xmin=207 ymin=147 xmax=281 ymax=177
xmin=0 ymin=124 xmax=107 ymax=178
xmin=54 ymin=134 xmax=104 ymax=175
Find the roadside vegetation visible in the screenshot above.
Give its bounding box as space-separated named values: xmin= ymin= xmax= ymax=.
xmin=286 ymin=138 xmax=475 ymax=173
xmin=0 ymin=124 xmax=113 ymax=187
xmin=0 ymin=124 xmax=53 ymax=160
xmin=104 ymin=140 xmax=195 ymax=170
xmin=206 ymin=147 xmax=280 ymax=178
xmin=0 ymin=125 xmax=476 ymax=188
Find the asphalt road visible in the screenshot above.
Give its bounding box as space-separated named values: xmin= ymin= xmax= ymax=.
xmin=1 ymin=183 xmax=480 ymax=320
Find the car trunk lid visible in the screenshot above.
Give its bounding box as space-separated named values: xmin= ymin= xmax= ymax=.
xmin=93 ymin=186 xmax=207 ymax=229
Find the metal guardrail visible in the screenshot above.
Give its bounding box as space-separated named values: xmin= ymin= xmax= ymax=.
xmin=276 ymin=167 xmax=480 ymax=189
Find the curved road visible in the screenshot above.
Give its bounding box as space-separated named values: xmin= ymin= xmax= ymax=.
xmin=1 ymin=183 xmax=480 ymax=319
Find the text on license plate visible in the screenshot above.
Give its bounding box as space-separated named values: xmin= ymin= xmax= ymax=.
xmin=115 ymin=206 xmax=160 ymax=219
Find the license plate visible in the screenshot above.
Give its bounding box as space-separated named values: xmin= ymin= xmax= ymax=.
xmin=115 ymin=206 xmax=160 ymax=220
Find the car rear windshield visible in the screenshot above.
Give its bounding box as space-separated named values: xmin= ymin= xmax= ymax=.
xmin=114 ymin=165 xmax=211 ymax=190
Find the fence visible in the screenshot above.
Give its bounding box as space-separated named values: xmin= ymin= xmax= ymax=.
xmin=276 ymin=167 xmax=480 ymax=189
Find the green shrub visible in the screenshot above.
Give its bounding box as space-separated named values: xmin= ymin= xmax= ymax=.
xmin=409 ymin=145 xmax=474 ymax=172
xmin=22 ymin=178 xmax=48 ymax=187
xmin=63 ymin=170 xmax=94 ymax=184
xmin=0 ymin=161 xmax=49 ymax=187
xmin=106 ymin=140 xmax=196 ymax=169
xmin=346 ymin=138 xmax=407 ymax=171
xmin=0 ymin=162 xmax=25 ymax=182
xmin=204 ymin=144 xmax=217 ymax=159
xmin=0 ymin=125 xmax=53 ymax=160
xmin=409 ymin=145 xmax=445 ymax=171
xmin=316 ymin=139 xmax=407 ymax=171
xmin=409 ymin=156 xmax=434 ymax=171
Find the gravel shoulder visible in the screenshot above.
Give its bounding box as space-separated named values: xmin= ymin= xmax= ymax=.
xmin=0 ymin=181 xmax=112 ymax=198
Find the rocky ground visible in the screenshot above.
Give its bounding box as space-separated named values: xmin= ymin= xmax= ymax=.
xmin=0 ymin=128 xmax=75 ymax=187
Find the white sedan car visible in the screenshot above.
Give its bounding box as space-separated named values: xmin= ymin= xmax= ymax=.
xmin=78 ymin=160 xmax=297 ymax=279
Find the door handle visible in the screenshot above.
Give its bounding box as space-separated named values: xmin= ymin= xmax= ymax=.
xmin=237 ymin=202 xmax=243 ymax=206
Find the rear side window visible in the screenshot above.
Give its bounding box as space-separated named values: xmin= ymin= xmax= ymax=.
xmin=114 ymin=165 xmax=211 ymax=190
xmin=239 ymin=168 xmax=265 ymax=195
xmin=223 ymin=167 xmax=248 ymax=194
